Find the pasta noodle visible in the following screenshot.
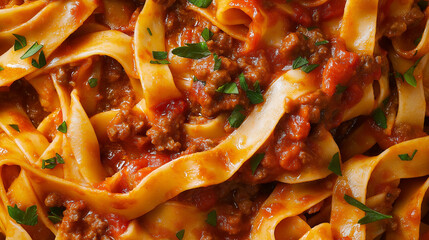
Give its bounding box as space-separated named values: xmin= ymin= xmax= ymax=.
xmin=0 ymin=0 xmax=428 ymax=239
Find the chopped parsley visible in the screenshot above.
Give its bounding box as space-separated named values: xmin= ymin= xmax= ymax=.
xmin=216 ymin=82 xmax=238 ymax=94
xmin=418 ymin=0 xmax=428 ymax=10
xmin=188 ymin=0 xmax=212 ymax=8
xmin=403 ymin=57 xmax=423 ymax=87
xmin=13 ymin=34 xmax=27 ymax=51
xmin=301 ymin=64 xmax=319 ymax=73
xmin=48 ymin=206 xmax=65 ymax=224
xmin=372 ymin=107 xmax=387 ymax=129
xmin=0 ymin=65 xmax=3 ymax=71
xmin=150 ymin=60 xmax=170 ymax=64
xmin=202 ymin=27 xmax=213 ymax=41
xmin=239 ymin=73 xmax=263 ymax=104
xmin=335 ymin=84 xmax=347 ymax=94
xmin=153 ymin=51 xmax=168 ymax=60
xmin=307 ymin=26 xmax=318 ymax=31
xmin=57 ymin=121 xmax=67 ymax=133
xmin=213 ymin=53 xmax=221 ymax=70
xmin=206 ymin=210 xmax=217 ymax=226
xmin=31 ymin=50 xmax=46 ymax=69
xmin=176 ymin=229 xmax=185 ymax=240
xmin=250 ymin=153 xmax=265 ymax=175
xmin=147 ymin=27 xmax=152 ymax=36
xmin=172 ymin=42 xmax=211 ymax=59
xmin=21 ymin=42 xmax=43 ymax=59
xmin=193 ymin=76 xmax=206 ymax=85
xmin=9 ymin=124 xmax=20 ymax=132
xmin=328 ymin=152 xmax=342 ymax=176
xmin=414 ymin=35 xmax=422 ymax=46
xmin=228 ymin=105 xmax=246 ymax=128
xmin=343 ymin=194 xmax=392 ymax=224
xmin=315 ymin=40 xmax=329 ymax=46
xmin=42 ymin=153 xmax=65 ymax=169
xmin=8 ymin=205 xmax=38 ymax=226
xmin=88 ymin=78 xmax=98 ymax=88
xmin=292 ymin=57 xmax=318 ymax=73
xmin=398 ymin=149 xmax=417 ymax=161
xmin=292 ymin=57 xmax=309 ymax=69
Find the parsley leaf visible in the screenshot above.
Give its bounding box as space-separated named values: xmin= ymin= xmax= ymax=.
xmin=335 ymin=84 xmax=347 ymax=94
xmin=48 ymin=206 xmax=65 ymax=224
xmin=372 ymin=107 xmax=387 ymax=129
xmin=403 ymin=57 xmax=423 ymax=87
xmin=328 ymin=152 xmax=342 ymax=176
xmin=176 ymin=229 xmax=185 ymax=240
xmin=414 ymin=35 xmax=422 ymax=46
xmin=13 ymin=34 xmax=27 ymax=51
xmin=307 ymin=26 xmax=318 ymax=30
xmin=206 ymin=210 xmax=217 ymax=226
xmin=228 ymin=105 xmax=246 ymax=128
xmin=216 ymin=82 xmax=238 ymax=94
xmin=239 ymin=73 xmax=263 ymax=104
xmin=292 ymin=57 xmax=309 ymax=69
xmin=202 ymin=27 xmax=213 ymax=41
xmin=57 ymin=121 xmax=67 ymax=133
xmin=418 ymin=0 xmax=428 ymax=10
xmin=8 ymin=205 xmax=38 ymax=226
xmin=398 ymin=149 xmax=417 ymax=161
xmin=301 ymin=64 xmax=319 ymax=73
xmin=0 ymin=65 xmax=3 ymax=71
xmin=147 ymin=28 xmax=152 ymax=36
xmin=153 ymin=51 xmax=168 ymax=60
xmin=193 ymin=76 xmax=206 ymax=85
xmin=88 ymin=78 xmax=98 ymax=88
xmin=42 ymin=153 xmax=65 ymax=169
xmin=213 ymin=53 xmax=221 ymax=70
xmin=250 ymin=153 xmax=265 ymax=175
xmin=343 ymin=194 xmax=392 ymax=224
xmin=172 ymin=42 xmax=211 ymax=59
xmin=21 ymin=42 xmax=43 ymax=59
xmin=188 ymin=0 xmax=212 ymax=8
xmin=315 ymin=40 xmax=329 ymax=46
xmin=31 ymin=50 xmax=46 ymax=69
xmin=9 ymin=124 xmax=20 ymax=132
xmin=150 ymin=60 xmax=170 ymax=64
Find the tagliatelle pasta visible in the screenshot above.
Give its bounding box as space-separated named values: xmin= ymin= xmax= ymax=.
xmin=0 ymin=0 xmax=428 ymax=239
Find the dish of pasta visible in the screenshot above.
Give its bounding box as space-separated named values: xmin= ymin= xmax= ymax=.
xmin=0 ymin=0 xmax=428 ymax=239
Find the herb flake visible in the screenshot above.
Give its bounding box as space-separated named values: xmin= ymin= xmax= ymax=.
xmin=228 ymin=105 xmax=245 ymax=128
xmin=398 ymin=149 xmax=417 ymax=161
xmin=48 ymin=206 xmax=65 ymax=224
xmin=172 ymin=42 xmax=211 ymax=59
xmin=88 ymin=78 xmax=98 ymax=88
xmin=202 ymin=28 xmax=213 ymax=41
xmin=328 ymin=152 xmax=342 ymax=176
xmin=176 ymin=229 xmax=185 ymax=240
xmin=31 ymin=50 xmax=46 ymax=69
xmin=42 ymin=153 xmax=65 ymax=169
xmin=8 ymin=205 xmax=38 ymax=226
xmin=216 ymin=82 xmax=238 ymax=94
xmin=301 ymin=64 xmax=319 ymax=73
xmin=239 ymin=73 xmax=263 ymax=104
xmin=213 ymin=53 xmax=221 ymax=71
xmin=188 ymin=0 xmax=212 ymax=8
xmin=403 ymin=57 xmax=423 ymax=87
xmin=250 ymin=153 xmax=265 ymax=175
xmin=315 ymin=40 xmax=329 ymax=46
xmin=9 ymin=124 xmax=20 ymax=132
xmin=343 ymin=194 xmax=392 ymax=224
xmin=57 ymin=121 xmax=67 ymax=133
xmin=292 ymin=57 xmax=309 ymax=69
xmin=13 ymin=34 xmax=27 ymax=51
xmin=372 ymin=108 xmax=387 ymax=129
xmin=206 ymin=210 xmax=217 ymax=226
xmin=153 ymin=51 xmax=168 ymax=60
xmin=21 ymin=42 xmax=43 ymax=60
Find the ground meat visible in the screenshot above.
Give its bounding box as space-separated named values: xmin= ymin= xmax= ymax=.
xmin=189 ymin=56 xmax=248 ymax=117
xmin=237 ymin=50 xmax=271 ymax=87
xmin=207 ymin=26 xmax=234 ymax=56
xmin=59 ymin=201 xmax=110 ymax=240
xmin=279 ymin=27 xmax=329 ymax=66
xmin=107 ymin=110 xmax=148 ymax=142
xmin=96 ymin=57 xmax=137 ymax=113
xmin=45 ymin=193 xmax=63 ymax=208
xmin=384 ymin=5 xmax=425 ymax=37
xmin=146 ymin=99 xmax=187 ymax=151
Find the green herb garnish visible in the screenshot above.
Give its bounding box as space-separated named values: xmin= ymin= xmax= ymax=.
xmin=343 ymin=194 xmax=392 ymax=224
xmin=8 ymin=205 xmax=38 ymax=226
